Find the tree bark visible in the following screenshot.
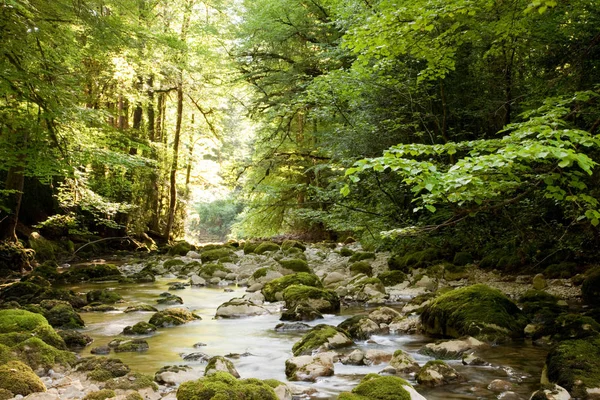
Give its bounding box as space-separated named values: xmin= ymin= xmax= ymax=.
xmin=0 ymin=132 xmax=28 ymax=242
xmin=164 ymin=80 xmax=184 ymax=240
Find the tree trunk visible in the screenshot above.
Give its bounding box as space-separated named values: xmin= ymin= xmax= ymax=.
xmin=0 ymin=132 xmax=28 ymax=242
xmin=164 ymin=80 xmax=183 ymax=240
xmin=147 ymin=76 xmax=155 ymax=141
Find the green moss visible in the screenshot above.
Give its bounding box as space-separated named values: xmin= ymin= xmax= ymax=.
xmin=123 ymin=321 xmax=157 ymax=335
xmin=337 ymin=315 xmax=378 ymax=340
xmin=200 ymin=248 xmax=234 ymax=263
xmin=13 ymin=337 xmax=75 ymax=369
xmin=292 ymin=324 xmax=352 ymax=356
xmin=546 ymin=336 xmax=600 ymax=397
xmin=0 ymin=282 xmax=45 ymax=304
xmin=252 ymin=267 xmax=270 ymax=279
xmin=349 ymin=252 xmax=376 ymax=263
xmin=551 ymin=314 xmax=600 ymax=341
xmin=21 ymin=275 xmax=51 ymax=288
xmin=254 ymin=241 xmax=281 ymax=255
xmin=149 ymin=308 xmax=201 ymax=327
xmin=58 ymin=330 xmax=93 ymax=348
xmin=44 ymin=303 xmax=85 ymax=329
xmin=340 ymin=247 xmax=354 ymax=257
xmin=60 ymin=264 xmax=123 ymax=283
xmin=279 ymin=258 xmax=310 ymax=273
xmin=453 ymin=252 xmax=473 ymax=266
xmin=349 ymin=261 xmax=372 ymax=276
xmin=177 ymin=372 xmax=278 ymax=400
xmin=199 ymin=263 xmax=232 ymax=277
xmin=420 ymin=284 xmax=528 ymax=342
xmin=0 ymin=389 xmax=13 ymax=400
xmin=168 ymin=241 xmax=192 ymax=256
xmin=281 ymin=240 xmax=306 ymax=251
xmin=282 ymin=285 xmax=340 ymax=313
xmin=86 ymin=289 xmax=122 ymax=304
xmin=582 ymin=266 xmax=600 ymax=306
xmin=0 ymin=317 xmax=66 ymax=350
xmin=262 ymin=273 xmax=322 ymax=302
xmin=387 ymin=254 xmax=410 ymax=272
xmin=243 ymin=242 xmax=259 ymax=254
xmin=338 ymin=374 xmax=411 ymax=400
xmin=377 ymin=271 xmax=407 ymax=286
xmin=76 ymin=356 xmax=131 ymax=381
xmin=0 ymin=309 xmax=49 ymax=333
xmin=163 ymin=259 xmax=185 ymax=269
xmin=518 ymin=290 xmax=565 ymax=323
xmin=83 ymin=389 xmax=116 ymax=400
xmin=104 ymin=372 xmax=158 ymax=391
xmin=496 ymin=255 xmax=521 ymax=271
xmin=544 ymin=262 xmax=579 ymax=279
xmin=125 ymin=393 xmax=144 ymax=400
xmin=0 ymin=361 xmax=46 ymax=396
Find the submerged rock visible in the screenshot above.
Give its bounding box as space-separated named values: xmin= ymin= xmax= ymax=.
xmin=122 ymin=321 xmax=156 ymax=335
xmin=274 ymin=322 xmax=312 ymax=332
xmin=148 ymin=308 xmax=201 ymax=327
xmin=215 ymin=298 xmax=270 ymax=318
xmin=420 ymin=284 xmax=528 ymax=342
xmin=181 ymin=352 xmax=210 ymax=362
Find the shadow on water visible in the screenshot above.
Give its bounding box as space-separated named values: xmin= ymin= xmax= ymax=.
xmin=69 ymin=278 xmax=548 ymax=399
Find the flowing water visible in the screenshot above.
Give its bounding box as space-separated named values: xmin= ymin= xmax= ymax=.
xmin=69 ymin=278 xmax=548 ymax=399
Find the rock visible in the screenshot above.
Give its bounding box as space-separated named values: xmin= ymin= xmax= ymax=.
xmin=279 ymin=259 xmax=310 ymax=273
xmin=58 ymin=330 xmax=93 ymax=348
xmin=122 ymin=321 xmax=156 ymax=335
xmin=154 ymin=365 xmax=197 ymax=386
xmin=282 ymin=285 xmax=340 ymax=314
xmin=177 ymin=372 xmax=278 ymax=399
xmin=156 ymin=293 xmax=183 ymax=305
xmin=90 ymin=346 xmax=110 ymax=355
xmin=274 ymin=322 xmax=312 ymax=332
xmin=40 ymin=301 xmax=85 ymax=329
xmin=262 ymin=273 xmax=323 ymax=302
xmin=337 ymin=316 xmax=382 ymax=340
xmin=420 ymin=284 xmax=528 ymax=342
xmin=337 ymin=374 xmax=427 ymax=400
xmin=462 ymin=353 xmax=489 ymax=366
xmin=193 ymin=342 xmax=207 ymax=348
xmin=420 ymin=336 xmax=486 ymax=359
xmin=285 ymin=352 xmax=335 ymax=382
xmin=488 ymin=379 xmax=513 ymax=392
xmin=416 ymin=360 xmax=465 ymax=387
xmin=339 ymin=275 xmax=387 ymax=304
xmin=86 ymin=289 xmax=122 ymax=304
xmin=0 ymin=361 xmax=46 ymax=396
xmin=215 ymin=298 xmax=270 ymax=318
xmin=242 ymin=292 xmax=265 ymax=304
xmin=112 ymin=339 xmax=149 ymax=352
xmin=389 ymin=315 xmax=422 ymax=334
xmin=389 ymin=349 xmax=420 ymax=375
xmin=190 ymin=274 xmax=206 ymax=286
xmin=186 ymin=251 xmax=201 ymax=259
xmin=280 ymin=303 xmax=323 ymax=322
xmin=204 ymin=356 xmax=240 ymax=378
xmin=181 ymin=352 xmax=210 ymax=362
xmin=75 ymin=357 xmax=130 ymax=381
xmin=292 ymin=324 xmax=353 ymax=356
xmin=533 ymin=273 xmax=547 ymax=290
xmin=529 ymin=384 xmax=571 ymax=400
xmin=123 ymin=304 xmax=158 ymax=313
xmin=545 ymin=336 xmax=600 ymax=398
xmin=149 ymin=308 xmax=201 ymax=327
xmin=363 ymin=349 xmax=392 ymax=365
xmin=322 ymin=271 xmax=347 ymax=288
xmin=413 ymin=275 xmax=437 ymax=291
xmin=340 ymin=349 xmax=365 ymax=365
xmin=246 ymin=283 xmax=263 ymax=292
xmin=498 ymin=392 xmax=522 ymax=400
xmin=167 ymin=282 xmax=187 ymax=291
xmin=368 ymin=306 xmax=402 ymax=325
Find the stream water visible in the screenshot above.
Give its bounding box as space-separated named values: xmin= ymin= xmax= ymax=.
xmin=69 ymin=278 xmax=548 ymax=399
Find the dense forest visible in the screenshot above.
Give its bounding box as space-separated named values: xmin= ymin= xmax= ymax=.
xmin=1 ymin=0 xmax=600 ymax=268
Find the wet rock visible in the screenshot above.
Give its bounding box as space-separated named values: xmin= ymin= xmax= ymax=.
xmin=149 ymin=308 xmax=201 ymax=327
xmin=292 ymin=324 xmax=353 ymax=356
xmin=274 ymin=322 xmax=312 ymax=332
xmin=204 ymin=356 xmax=240 ymax=378
xmin=340 ymin=349 xmax=365 ymax=365
xmin=193 ymin=342 xmax=207 ymax=348
xmin=282 ymin=285 xmax=340 ymax=314
xmin=337 ymin=374 xmax=426 ymax=400
xmin=529 ymin=384 xmax=571 ymax=400
xmin=123 ymin=304 xmax=158 ymax=313
xmin=389 ymin=349 xmax=420 ymax=375
xmin=337 ymin=315 xmax=382 ymax=340
xmin=58 ymin=330 xmax=93 ymax=349
xmin=462 ymin=353 xmax=489 ymax=366
xmin=322 ymin=271 xmax=347 ymax=288
xmin=420 ymin=284 xmax=528 ymax=343
xmin=498 ymin=391 xmax=522 ymax=400
xmin=389 ymin=315 xmax=422 ymax=334
xmin=533 ymin=274 xmax=547 ymax=290
xmin=224 ymin=352 xmax=253 ymax=359
xmin=488 ymin=379 xmax=514 ymax=392
xmin=215 ymin=298 xmax=270 ymax=318
xmin=181 ymin=352 xmax=210 ymax=362
xmin=189 ymin=274 xmax=206 ymax=286
xmin=262 ymin=273 xmax=323 ymax=302
xmin=86 ymin=289 xmax=122 ymax=304
xmin=156 ymin=293 xmax=183 ymax=305
xmin=75 ymin=357 xmax=130 ymax=380
xmin=167 ymin=282 xmax=186 ymax=291
xmin=368 ymin=306 xmax=402 ymax=325
xmin=111 ymin=339 xmax=149 ymax=352
xmin=40 ymin=301 xmax=85 ymax=329
xmin=90 ymin=346 xmax=110 ymax=355
xmin=154 ymin=365 xmax=196 ymax=386
xmin=285 ymin=352 xmax=335 ymax=382
xmin=177 ymin=372 xmax=278 ymax=400
xmin=81 ymin=304 xmax=116 ymax=312
xmin=242 ymin=292 xmax=265 ymax=304
xmin=416 ymin=360 xmax=465 ymax=387
xmin=280 ymin=303 xmax=323 ymax=322
xmin=363 ymin=349 xmax=392 ymax=366
xmin=419 ymin=336 xmax=486 ymax=359
xmin=122 ymin=321 xmax=156 ymax=335
xmin=338 ymin=275 xmax=387 ymax=305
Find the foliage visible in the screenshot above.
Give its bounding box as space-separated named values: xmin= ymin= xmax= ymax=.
xmin=188 ymin=196 xmax=244 ymax=241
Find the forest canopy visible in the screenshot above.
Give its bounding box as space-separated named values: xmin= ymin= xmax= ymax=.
xmin=1 ymin=0 xmax=599 ymax=265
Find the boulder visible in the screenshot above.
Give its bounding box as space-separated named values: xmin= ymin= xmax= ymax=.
xmin=292 ymin=324 xmax=353 ymax=356
xmin=419 ymin=336 xmax=486 ymax=359
xmin=282 ymin=285 xmax=340 ymax=314
xmin=416 ymin=360 xmax=465 ymax=387
xmin=420 ymin=284 xmax=528 ymax=342
xmin=204 ymin=356 xmax=240 ymax=378
xmin=215 ymin=298 xmax=270 ymax=318
xmin=40 ymin=301 xmax=85 ymax=329
xmin=368 ymin=306 xmax=402 ymax=325
xmin=280 ymin=304 xmax=323 ymax=322
xmin=363 ymin=349 xmax=392 ymax=365
xmin=322 ymin=271 xmax=347 ymax=288
xmin=0 ymin=361 xmax=46 ymax=396
xmin=154 ymin=365 xmax=197 ymax=386
xmin=123 ymin=304 xmax=158 ymax=313
xmin=262 ymin=273 xmax=322 ymax=302
xmin=340 ymin=349 xmax=365 ymax=365
xmin=488 ymin=379 xmax=513 ymax=392
xmin=274 ymin=322 xmax=311 ymax=332
xmin=533 ymin=274 xmax=547 ymax=290
xmin=337 ymin=316 xmax=382 ymax=340
xmin=389 ymin=349 xmax=420 ymax=375
xmin=75 ymin=357 xmax=130 ymax=381
xmin=86 ymin=289 xmax=121 ymax=304
xmin=149 ymin=308 xmax=201 ymax=327
xmin=285 ymin=352 xmax=335 ymax=382
xmin=177 ymin=371 xmax=278 ymax=400
xmin=181 ymin=352 xmax=210 ymax=362
xmin=338 ymin=275 xmax=387 ymax=304
xmin=0 ymin=309 xmax=67 ymax=349
xmin=338 ymin=374 xmax=426 ymax=400
xmin=279 ymin=259 xmax=310 ymax=273
xmin=110 ymin=339 xmax=149 ymax=352
xmin=189 ymin=274 xmax=206 ymax=286
xmin=529 ymin=384 xmax=572 ymax=400
xmin=122 ymin=321 xmax=156 ymax=335
xmin=156 ymin=293 xmax=183 ymax=305
xmin=58 ymin=330 xmax=93 ymax=348
xmin=389 ymin=315 xmax=422 ymax=334
xmin=582 ymin=267 xmax=600 ymax=306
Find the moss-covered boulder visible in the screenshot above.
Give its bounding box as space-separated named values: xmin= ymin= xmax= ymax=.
xmin=0 ymin=361 xmax=46 ymax=396
xmin=168 ymin=241 xmax=193 ymax=256
xmin=280 ymin=304 xmax=323 ymax=322
xmin=0 ymin=309 xmax=67 ymax=349
xmin=200 ymin=248 xmax=234 ymax=263
xmin=389 ymin=350 xmax=420 ymax=375
xmin=177 ymin=371 xmax=278 ymax=400
xmin=349 ymin=251 xmax=376 ymax=263
xmin=339 ymin=247 xmax=354 ymax=257
xmin=104 ymin=372 xmax=158 ymax=391
xmin=75 ymin=356 xmax=131 ymax=381
xmin=349 ymin=261 xmax=372 ymax=276
xmin=13 ymin=337 xmax=75 ymax=369
xmin=199 ymin=263 xmax=231 ymax=278
xmin=278 ymin=258 xmax=310 ymax=273
xmin=60 ymin=264 xmax=123 ymax=283
xmin=420 ymin=284 xmax=528 ymax=342
xmin=124 ymin=304 xmax=158 ymax=313
xmin=254 ymin=241 xmax=280 ymax=255
xmin=545 ymin=336 xmax=600 ymax=398
xmin=338 ymin=374 xmax=423 ymax=400
xmin=215 ymin=298 xmax=269 ymax=319
xmin=452 ymin=252 xmax=473 ymax=266
xmin=112 ymin=339 xmax=150 ymax=352
xmin=337 ymin=316 xmax=382 ymax=340
xmin=416 ymin=360 xmax=465 ymax=387
xmin=41 ymin=301 xmax=85 ymax=329
xmin=83 ymin=389 xmax=116 ymax=400
xmin=281 ymin=240 xmax=306 ymax=251
xmin=292 ymin=324 xmax=353 ymax=356
xmin=156 ymin=293 xmax=184 ymax=305
xmin=262 ymin=273 xmax=322 ymax=302
xmin=58 ymin=330 xmax=93 ymax=348
xmin=283 ymin=285 xmax=340 ymax=314
xmin=149 ymin=308 xmax=201 ymax=327
xmin=205 ymin=356 xmax=240 ymax=378
xmin=377 ymin=270 xmax=407 ymax=286
xmin=285 ymin=352 xmax=335 ymax=382
xmin=0 ymin=281 xmax=46 ymax=304
xmin=123 ymin=321 xmax=157 ymax=335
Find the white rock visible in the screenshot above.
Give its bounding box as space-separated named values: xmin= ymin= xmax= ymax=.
xmin=186 ymin=251 xmax=201 ymax=259
xmin=190 ymin=274 xmax=206 ymax=286
xmin=420 ymin=337 xmax=486 ymax=359
xmin=529 ymin=384 xmax=572 ymax=400
xmin=285 ymin=352 xmax=335 ymax=382
xmin=215 ymin=298 xmax=270 ymax=318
